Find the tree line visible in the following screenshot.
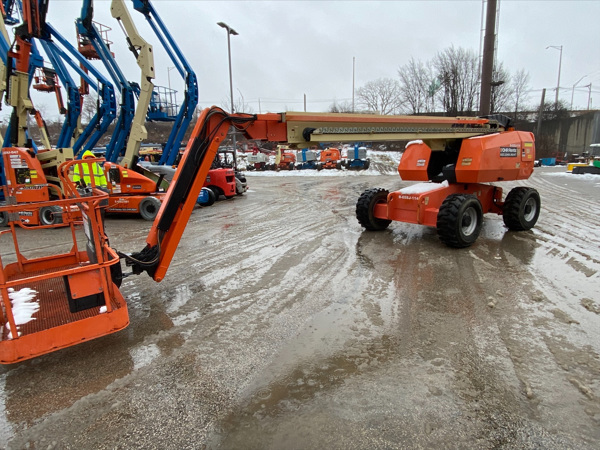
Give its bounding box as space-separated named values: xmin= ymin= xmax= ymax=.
xmin=331 ymin=45 xmax=532 ymax=117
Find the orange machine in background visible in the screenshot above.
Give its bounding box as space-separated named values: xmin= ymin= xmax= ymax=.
xmin=1 ymin=148 xmax=81 ymax=227
xmin=319 ymin=148 xmax=342 ymax=169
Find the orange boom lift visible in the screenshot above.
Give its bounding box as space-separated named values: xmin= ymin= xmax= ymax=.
xmin=1 ymin=108 xmax=538 ymax=363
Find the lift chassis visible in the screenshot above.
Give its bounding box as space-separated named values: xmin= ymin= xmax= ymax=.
xmin=357 ymin=130 xmax=540 ymax=247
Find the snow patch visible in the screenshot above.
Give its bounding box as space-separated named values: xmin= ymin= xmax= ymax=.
xmin=400 ymin=180 xmax=449 ymax=195
xmin=3 ymin=287 xmax=40 ymax=339
xmin=544 ymin=171 xmax=600 ymax=181
xmin=99 ymin=306 xmax=107 ymax=314
xmin=405 ymin=140 xmax=423 ymax=149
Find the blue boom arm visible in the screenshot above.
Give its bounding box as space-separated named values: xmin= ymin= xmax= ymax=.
xmin=78 ymin=0 xmax=135 ymax=163
xmin=38 ymin=40 xmax=81 ymax=149
xmin=132 ymin=0 xmax=198 ymax=166
xmin=44 ymin=23 xmax=117 ymax=156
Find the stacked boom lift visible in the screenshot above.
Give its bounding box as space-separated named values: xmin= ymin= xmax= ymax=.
xmin=0 ymin=2 xmax=540 ymax=364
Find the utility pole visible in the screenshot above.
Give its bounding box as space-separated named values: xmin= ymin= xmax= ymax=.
xmin=546 ymin=45 xmax=563 ymax=106
xmin=536 ymin=88 xmax=546 ymax=138
xmin=479 ymin=0 xmax=497 ymax=116
xmin=571 ymin=76 xmax=587 ymax=110
xmin=352 ymin=56 xmax=355 ymax=113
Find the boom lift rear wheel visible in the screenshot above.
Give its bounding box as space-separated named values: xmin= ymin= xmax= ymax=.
xmin=356 ymin=188 xmax=392 ymax=231
xmin=502 ymin=187 xmax=541 ymax=231
xmin=139 ymin=196 xmax=161 ymax=221
xmin=39 ymin=205 xmax=63 ymax=225
xmin=0 ymin=211 xmax=8 ymax=227
xmin=436 ymin=194 xmax=483 ymax=248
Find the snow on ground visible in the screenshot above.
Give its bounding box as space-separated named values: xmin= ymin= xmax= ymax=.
xmin=543 ymin=171 xmax=600 ymax=181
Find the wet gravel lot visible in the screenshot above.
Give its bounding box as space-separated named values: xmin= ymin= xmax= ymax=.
xmin=1 ymin=167 xmax=599 ymax=449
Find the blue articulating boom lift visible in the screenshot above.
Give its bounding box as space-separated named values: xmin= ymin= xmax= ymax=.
xmin=1 ymin=1 xmax=57 ymax=172
xmin=1 ymin=0 xmax=51 ymax=154
xmin=130 ymin=0 xmax=198 ymax=166
xmin=77 ymin=0 xmax=135 ymax=163
xmin=36 ymin=40 xmax=81 ymax=150
xmin=40 ymin=23 xmax=117 ymax=156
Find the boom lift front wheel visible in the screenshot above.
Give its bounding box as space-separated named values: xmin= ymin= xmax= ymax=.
xmin=139 ymin=196 xmax=162 ymax=221
xmin=502 ymin=187 xmax=541 ymax=231
xmin=356 ymin=188 xmax=392 ymax=231
xmin=436 ymin=194 xmax=483 ymax=248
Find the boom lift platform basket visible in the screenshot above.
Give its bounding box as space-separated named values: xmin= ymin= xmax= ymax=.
xmin=0 ymin=159 xmax=128 ymax=364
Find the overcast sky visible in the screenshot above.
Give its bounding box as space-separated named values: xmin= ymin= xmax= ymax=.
xmin=4 ymin=0 xmax=600 ymax=122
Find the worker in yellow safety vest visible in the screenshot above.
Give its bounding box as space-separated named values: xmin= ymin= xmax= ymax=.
xmin=73 ymin=150 xmax=107 ymax=188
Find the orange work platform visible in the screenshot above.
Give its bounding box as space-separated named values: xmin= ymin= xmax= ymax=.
xmin=0 ymin=184 xmax=129 ymax=364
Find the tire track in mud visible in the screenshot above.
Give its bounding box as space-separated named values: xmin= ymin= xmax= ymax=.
xmin=513 ymin=172 xmax=600 ymax=309
xmin=3 ymin=173 xmax=599 ymax=448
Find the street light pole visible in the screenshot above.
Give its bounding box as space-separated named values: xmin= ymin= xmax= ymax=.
xmin=167 ymin=66 xmax=176 ymax=91
xmin=217 ymin=22 xmax=238 ymax=114
xmin=570 ymin=75 xmax=587 ymax=111
xmin=217 ymin=21 xmax=238 ymax=156
xmin=546 ymin=45 xmax=563 ymax=106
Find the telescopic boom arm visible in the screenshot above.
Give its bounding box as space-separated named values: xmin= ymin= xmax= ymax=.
xmin=123 ymin=108 xmax=506 ymax=281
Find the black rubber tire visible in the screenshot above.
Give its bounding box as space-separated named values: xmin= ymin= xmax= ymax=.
xmin=364 ymin=159 xmax=371 ymax=170
xmin=436 ymin=194 xmax=483 ymax=248
xmin=208 ymin=186 xmax=221 ymax=201
xmin=139 ymin=196 xmax=161 ymax=221
xmin=502 ymin=187 xmax=541 ymax=231
xmin=356 ymin=188 xmax=392 ymax=231
xmin=0 ymin=211 xmax=8 ymax=227
xmin=39 ymin=205 xmax=63 ymax=225
xmin=198 ymin=188 xmax=216 ymax=207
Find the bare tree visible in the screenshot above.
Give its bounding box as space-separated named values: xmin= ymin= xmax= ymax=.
xmin=434 ymin=46 xmax=479 ymax=115
xmin=81 ymin=92 xmax=98 ymax=125
xmin=221 ymin=92 xmax=254 ymax=114
xmin=511 ymin=69 xmax=530 ymax=117
xmin=490 ymin=62 xmax=514 ymax=114
xmin=398 ymin=58 xmax=436 ymax=114
xmin=328 ymin=100 xmax=355 ymax=113
xmin=356 ymin=78 xmax=404 ymax=115
xmin=536 ymin=100 xmax=570 ymax=122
